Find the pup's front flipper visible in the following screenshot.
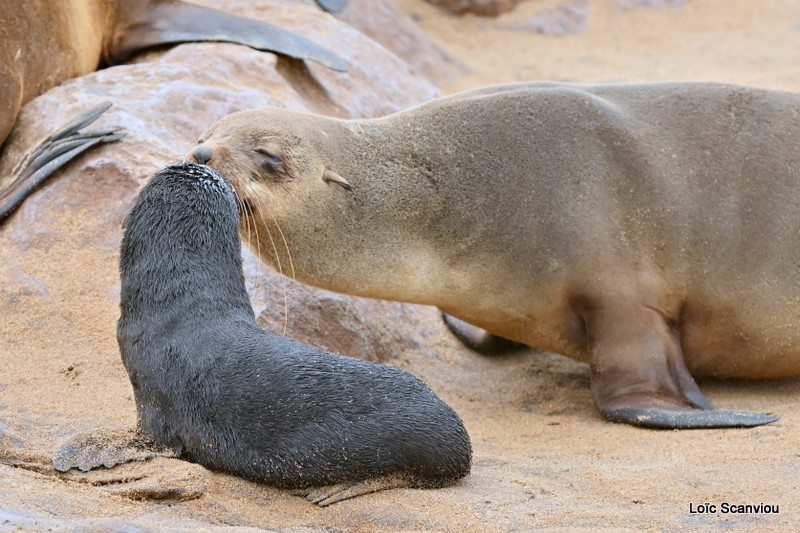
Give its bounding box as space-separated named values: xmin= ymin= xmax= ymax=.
xmin=296 ymin=475 xmax=411 ymax=506
xmin=442 ymin=313 xmax=527 ymax=354
xmin=585 ymin=303 xmax=778 ymax=429
xmin=53 ymin=429 xmax=171 ymax=473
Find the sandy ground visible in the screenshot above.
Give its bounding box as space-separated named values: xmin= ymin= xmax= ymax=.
xmin=3 ymin=0 xmax=800 ymax=531
xmin=397 ymin=0 xmax=800 ymax=93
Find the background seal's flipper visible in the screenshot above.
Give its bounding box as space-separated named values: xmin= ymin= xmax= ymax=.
xmin=443 ymin=313 xmax=527 ymax=354
xmin=109 ymin=1 xmax=349 ymax=72
xmin=0 ymin=102 xmax=123 ymax=222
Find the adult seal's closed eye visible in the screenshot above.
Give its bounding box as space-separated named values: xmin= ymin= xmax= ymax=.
xmin=187 ymin=81 xmax=800 ymax=429
xmin=53 ymin=162 xmax=471 ymax=506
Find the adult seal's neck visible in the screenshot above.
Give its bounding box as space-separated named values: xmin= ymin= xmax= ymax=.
xmin=301 ymin=117 xmax=455 ymax=303
xmin=118 ymin=163 xmax=254 ymax=335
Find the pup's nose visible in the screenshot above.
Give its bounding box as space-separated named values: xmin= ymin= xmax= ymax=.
xmin=190 ymin=145 xmax=213 ymax=165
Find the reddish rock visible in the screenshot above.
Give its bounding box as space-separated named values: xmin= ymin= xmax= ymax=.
xmin=499 ymin=0 xmax=588 ymax=36
xmin=335 ymin=0 xmax=471 ymax=86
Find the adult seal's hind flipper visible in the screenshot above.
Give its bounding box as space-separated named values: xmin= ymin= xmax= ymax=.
xmin=0 ymin=102 xmax=123 ymax=222
xmin=108 ymin=0 xmax=349 ymax=72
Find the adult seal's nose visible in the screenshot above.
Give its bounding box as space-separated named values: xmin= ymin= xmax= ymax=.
xmin=191 ymin=145 xmax=213 ymax=165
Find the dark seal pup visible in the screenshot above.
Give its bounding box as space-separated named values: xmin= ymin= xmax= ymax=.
xmin=186 ymin=81 xmax=799 ymax=429
xmin=53 ymin=162 xmax=471 ymax=505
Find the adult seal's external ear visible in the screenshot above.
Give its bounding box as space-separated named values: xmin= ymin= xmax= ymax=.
xmin=322 ymin=169 xmax=353 ymax=191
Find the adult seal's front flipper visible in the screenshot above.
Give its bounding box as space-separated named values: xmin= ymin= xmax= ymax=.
xmin=602 ymin=406 xmax=778 ymax=429
xmin=587 ymin=302 xmax=779 ymax=429
xmin=108 ymin=0 xmax=348 ymax=72
xmin=0 ymin=102 xmax=123 ymax=222
xmin=442 ymin=313 xmax=527 ymax=354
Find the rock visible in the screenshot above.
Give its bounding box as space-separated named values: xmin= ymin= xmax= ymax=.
xmin=615 ymin=0 xmax=686 ymax=9
xmin=244 ymin=247 xmax=443 ymax=362
xmin=498 ymin=0 xmax=588 ymax=36
xmin=335 ymin=0 xmax=471 ymax=86
xmin=424 ymin=0 xmax=526 ymax=16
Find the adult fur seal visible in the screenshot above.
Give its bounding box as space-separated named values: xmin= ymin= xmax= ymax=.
xmin=0 ymin=0 xmax=347 ymax=222
xmin=53 ymin=162 xmax=471 ymax=505
xmin=187 ymin=81 xmax=800 ymax=429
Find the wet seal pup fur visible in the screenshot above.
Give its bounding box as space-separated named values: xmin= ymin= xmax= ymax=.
xmin=0 ymin=0 xmax=347 ymax=222
xmin=53 ymin=162 xmax=471 ymax=505
xmin=187 ymin=81 xmax=800 ymax=429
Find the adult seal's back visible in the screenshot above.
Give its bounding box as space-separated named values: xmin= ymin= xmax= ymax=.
xmin=53 ymin=162 xmax=471 ymax=506
xmin=188 ymin=81 xmax=800 ymax=429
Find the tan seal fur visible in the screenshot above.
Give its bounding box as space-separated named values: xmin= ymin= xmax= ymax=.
xmin=188 ymin=81 xmax=800 ymax=428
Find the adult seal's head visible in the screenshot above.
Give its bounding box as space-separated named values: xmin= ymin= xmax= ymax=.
xmin=187 ymin=82 xmax=800 ymax=429
xmin=57 ymin=162 xmax=472 ymax=505
xmin=186 ymin=107 xmax=434 ymax=300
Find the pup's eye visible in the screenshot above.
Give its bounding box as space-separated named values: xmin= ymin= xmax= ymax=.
xmin=255 ymin=149 xmax=283 ymax=167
